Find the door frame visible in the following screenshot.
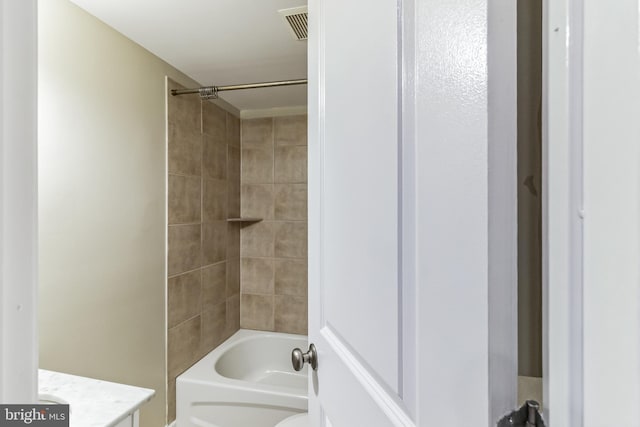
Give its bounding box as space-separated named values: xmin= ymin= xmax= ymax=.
xmin=542 ymin=0 xmax=584 ymax=423
xmin=543 ymin=0 xmax=640 ymax=423
xmin=0 ymin=0 xmax=39 ymax=403
xmin=550 ymin=0 xmax=640 ymax=425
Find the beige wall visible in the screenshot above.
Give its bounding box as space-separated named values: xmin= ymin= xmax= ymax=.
xmin=240 ymin=116 xmax=308 ymax=334
xmin=517 ymin=0 xmax=543 ymax=377
xmin=166 ymin=79 xmax=241 ymax=422
xmin=38 ymin=1 xmax=201 ymax=426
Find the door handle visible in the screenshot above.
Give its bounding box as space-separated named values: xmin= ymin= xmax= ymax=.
xmin=291 ymin=343 xmax=318 ymax=371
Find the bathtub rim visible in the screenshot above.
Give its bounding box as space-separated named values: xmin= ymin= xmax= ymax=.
xmin=176 ymin=329 xmax=309 ymax=399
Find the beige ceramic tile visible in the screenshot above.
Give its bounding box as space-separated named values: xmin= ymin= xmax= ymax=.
xmin=167 ymin=270 xmax=202 ymax=328
xmin=274 ymin=115 xmax=307 ymax=146
xmin=241 ymin=184 xmax=274 ymax=219
xmin=241 ymin=147 xmax=274 ymax=184
xmin=274 ymin=295 xmax=307 ymax=334
xmin=202 ymin=101 xmax=226 ymax=141
xmin=227 ymin=180 xmax=241 ymax=218
xmin=226 ymin=113 xmax=241 ymax=147
xmin=203 ymin=178 xmax=227 ymax=222
xmin=167 ymin=79 xmax=201 ymax=133
xmin=240 ymin=294 xmax=274 ymax=331
xmin=168 ymin=123 xmax=201 ymax=176
xmin=168 ymin=315 xmax=201 ymax=378
xmin=226 ymin=258 xmax=240 ymax=297
xmin=274 ymin=184 xmax=307 ymax=220
xmin=241 ymin=258 xmax=274 ymax=294
xmin=226 ymin=294 xmax=241 ymax=334
xmin=227 ymin=223 xmax=240 ymax=260
xmin=241 ymin=221 xmax=274 ymax=257
xmin=227 ymin=146 xmax=241 ymax=183
xmin=202 ymin=221 xmax=227 ymax=265
xmin=168 ymin=378 xmax=176 ymax=423
xmin=274 ymin=222 xmax=307 ymax=258
xmin=202 ymin=262 xmax=226 ymax=309
xmin=168 ymin=174 xmax=201 ymax=225
xmin=274 ymin=259 xmax=308 ymax=297
xmin=201 ymin=302 xmax=227 ymax=351
xmin=203 ymin=135 xmax=227 ymax=180
xmin=168 ymin=224 xmax=201 ymax=276
xmin=274 ymin=146 xmax=307 ymax=183
xmin=241 ymin=118 xmax=273 ymax=148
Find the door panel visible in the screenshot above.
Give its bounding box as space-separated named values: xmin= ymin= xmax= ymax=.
xmin=314 ymin=328 xmax=413 ymax=426
xmin=308 ymin=0 xmax=407 ymax=424
xmin=321 ymin=0 xmax=399 ymax=391
xmin=309 ymin=0 xmax=519 ymax=425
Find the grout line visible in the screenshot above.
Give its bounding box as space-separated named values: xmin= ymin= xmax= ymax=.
xmin=168 ymin=172 xmax=203 ymax=179
xmin=200 ymin=259 xmax=228 ymax=269
xmin=200 ymin=101 xmax=206 ymax=297
xmin=168 ymin=221 xmax=202 ymax=227
xmin=199 ymin=267 xmax=204 ymax=347
xmin=243 ymin=182 xmax=308 ymax=186
xmin=272 ymin=290 xmax=276 ymax=329
xmin=240 ymin=291 xmax=307 ymax=298
xmin=238 ymin=219 xmax=307 ymax=223
xmin=271 ymin=117 xmax=276 ymax=185
xmin=238 ymin=291 xmax=277 ymax=297
xmin=167 ymin=257 xmax=229 ymax=280
xmin=168 ymin=266 xmax=203 ymax=280
xmin=168 ymin=312 xmax=201 ymax=331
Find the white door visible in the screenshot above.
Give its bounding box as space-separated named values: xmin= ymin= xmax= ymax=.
xmin=307 ymin=0 xmax=410 ymax=425
xmin=0 ymin=0 xmax=39 ymax=404
xmin=307 ymin=0 xmax=518 ymax=426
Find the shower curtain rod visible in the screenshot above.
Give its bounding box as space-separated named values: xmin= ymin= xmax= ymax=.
xmin=170 ymin=78 xmax=307 ymax=98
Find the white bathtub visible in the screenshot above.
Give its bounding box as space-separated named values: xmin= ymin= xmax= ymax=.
xmin=176 ymin=329 xmax=308 ymax=427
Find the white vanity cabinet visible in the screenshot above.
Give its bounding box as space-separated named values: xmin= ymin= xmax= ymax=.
xmin=39 ymin=370 xmax=154 ymax=427
xmin=113 ymin=412 xmax=140 ymax=427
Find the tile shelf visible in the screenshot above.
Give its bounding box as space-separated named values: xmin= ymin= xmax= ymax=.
xmin=226 ymin=217 xmax=262 ymax=223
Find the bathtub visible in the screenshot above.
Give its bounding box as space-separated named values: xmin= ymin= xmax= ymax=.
xmin=176 ymin=329 xmax=308 ymax=427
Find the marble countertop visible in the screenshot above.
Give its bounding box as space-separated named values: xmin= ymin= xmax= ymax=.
xmin=39 ymin=369 xmax=155 ymax=427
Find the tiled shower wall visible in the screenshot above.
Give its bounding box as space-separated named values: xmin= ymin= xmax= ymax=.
xmin=240 ymin=116 xmax=308 ymax=334
xmin=166 ymin=79 xmax=241 ymax=422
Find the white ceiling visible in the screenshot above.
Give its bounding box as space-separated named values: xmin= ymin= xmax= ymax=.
xmin=69 ymin=0 xmax=308 ymax=111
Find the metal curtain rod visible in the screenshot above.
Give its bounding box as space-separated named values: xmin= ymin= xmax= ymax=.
xmin=171 ymin=78 xmax=307 ymax=99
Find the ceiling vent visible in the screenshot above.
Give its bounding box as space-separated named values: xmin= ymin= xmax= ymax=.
xmin=279 ymin=6 xmax=308 ymax=41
